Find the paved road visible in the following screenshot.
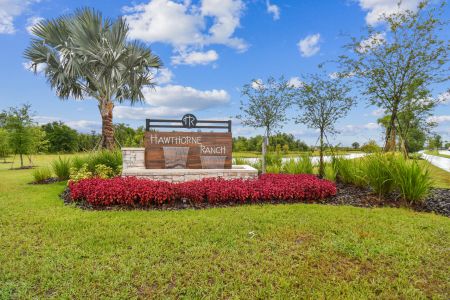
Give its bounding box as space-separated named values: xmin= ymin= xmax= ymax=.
xmin=236 ymin=153 xmax=366 ymax=164
xmin=439 ymin=150 xmax=450 ymax=156
xmin=420 ymin=151 xmax=450 ymax=173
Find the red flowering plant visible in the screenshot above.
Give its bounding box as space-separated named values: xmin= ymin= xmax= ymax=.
xmin=68 ymin=174 xmax=336 ymax=207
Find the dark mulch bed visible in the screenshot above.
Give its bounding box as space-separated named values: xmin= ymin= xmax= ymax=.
xmin=60 ymin=183 xmax=450 ymax=217
xmin=30 ymin=177 xmax=61 ymax=185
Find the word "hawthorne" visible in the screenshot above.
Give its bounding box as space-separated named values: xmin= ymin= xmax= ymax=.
xmin=149 ymin=134 xmax=202 ymax=145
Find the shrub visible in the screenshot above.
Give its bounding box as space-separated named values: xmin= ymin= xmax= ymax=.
xmin=72 ymin=155 xmax=89 ymax=171
xmin=332 ymin=157 xmax=366 ymax=186
xmin=266 ymin=164 xmax=282 ymax=174
xmin=94 ymin=164 xmax=114 ymax=179
xmin=390 ymin=157 xmax=432 ymax=203
xmin=265 ymin=152 xmax=283 ymax=168
xmin=363 ymin=153 xmax=395 ymax=198
xmin=32 ymin=167 xmax=53 ymax=183
xmin=51 ymin=157 xmax=72 ymax=180
xmin=70 ymin=150 xmax=122 ymax=176
xmin=87 ymin=150 xmax=122 ymax=175
xmin=283 ymin=155 xmax=313 ymax=174
xmin=69 ymin=174 xmax=337 ymax=207
xmin=69 ymin=163 xmax=93 ymax=183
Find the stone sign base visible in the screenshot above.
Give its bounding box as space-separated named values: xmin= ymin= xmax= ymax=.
xmin=122 ymin=148 xmax=258 ymax=182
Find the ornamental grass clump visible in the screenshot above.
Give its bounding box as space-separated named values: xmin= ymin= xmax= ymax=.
xmin=332 ymin=156 xmax=366 ymax=186
xmin=51 ymin=157 xmax=72 ymax=180
xmin=390 ymin=156 xmax=432 ymax=204
xmin=87 ymin=150 xmax=122 ymax=175
xmin=363 ymin=153 xmax=395 ymax=198
xmin=283 ymin=154 xmax=314 ymax=174
xmin=32 ymin=167 xmax=53 ymax=183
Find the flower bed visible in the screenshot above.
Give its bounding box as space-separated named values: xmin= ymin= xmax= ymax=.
xmin=68 ymin=174 xmax=337 ymax=208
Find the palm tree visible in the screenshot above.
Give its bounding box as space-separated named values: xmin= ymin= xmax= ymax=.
xmin=24 ymin=8 xmax=162 ymax=149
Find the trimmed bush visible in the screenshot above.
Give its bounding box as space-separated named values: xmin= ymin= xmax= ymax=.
xmin=51 ymin=157 xmax=72 ymax=180
xmin=69 ymin=174 xmax=337 ymax=207
xmin=32 ymin=167 xmax=53 ymax=183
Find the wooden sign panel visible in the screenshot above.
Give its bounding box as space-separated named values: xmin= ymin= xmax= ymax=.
xmin=144 ymin=131 xmax=232 ymax=169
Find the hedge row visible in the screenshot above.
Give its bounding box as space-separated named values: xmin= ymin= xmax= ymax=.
xmin=68 ymin=174 xmax=337 ymax=207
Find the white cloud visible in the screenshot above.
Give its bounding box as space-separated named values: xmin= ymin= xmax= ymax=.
xmin=145 ymin=84 xmax=229 ymax=109
xmin=171 ymin=49 xmax=219 ymax=66
xmin=116 ymin=84 xmax=230 ymax=120
xmin=371 ymin=108 xmax=385 ymax=116
xmin=428 ymin=115 xmax=450 ymax=124
xmin=251 ymin=78 xmax=263 ymax=89
xmin=114 ymin=106 xmax=191 ymax=119
xmin=26 ymin=16 xmax=44 ymax=34
xmin=266 ymin=1 xmax=280 ymax=20
xmin=341 ymin=122 xmax=380 ymax=134
xmin=437 ymin=91 xmax=450 ymax=105
xmin=22 ymin=61 xmax=45 ymax=73
xmin=0 ymin=0 xmax=39 ymax=34
xmin=288 ymin=77 xmax=303 ymax=88
xmin=357 ymin=0 xmax=421 ymax=25
xmin=357 ymin=32 xmax=386 ymax=53
xmin=155 ymin=68 xmax=174 ymax=84
xmin=124 ymin=0 xmax=247 ymax=56
xmin=297 ymin=33 xmax=321 ymax=57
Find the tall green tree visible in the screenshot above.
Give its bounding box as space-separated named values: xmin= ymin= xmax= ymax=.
xmin=42 ymin=122 xmax=78 ymax=152
xmin=237 ymin=77 xmax=296 ymax=173
xmin=2 ymin=105 xmax=35 ymax=168
xmin=0 ymin=128 xmax=10 ymax=162
xmin=24 ymin=8 xmax=162 ymax=149
xmin=295 ymin=74 xmax=354 ymax=178
xmin=339 ymin=1 xmax=449 ymax=151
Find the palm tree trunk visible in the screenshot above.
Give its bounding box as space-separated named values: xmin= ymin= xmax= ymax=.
xmin=99 ymin=100 xmax=115 ymax=150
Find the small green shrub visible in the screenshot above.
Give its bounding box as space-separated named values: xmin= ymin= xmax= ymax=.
xmin=94 ymin=164 xmax=114 ymax=179
xmin=69 ymin=163 xmax=93 ymax=183
xmin=72 ymin=156 xmax=89 ymax=171
xmin=32 ymin=167 xmax=53 ymax=183
xmin=51 ymin=157 xmax=72 ymax=180
xmin=88 ymin=150 xmax=122 ymax=175
xmin=391 ymin=157 xmax=432 ymax=203
xmin=363 ymin=153 xmax=395 ymax=198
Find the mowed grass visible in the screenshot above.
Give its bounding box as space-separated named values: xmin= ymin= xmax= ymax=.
xmin=0 ymin=155 xmax=449 ymax=299
xmin=419 ymin=160 xmax=450 ymax=189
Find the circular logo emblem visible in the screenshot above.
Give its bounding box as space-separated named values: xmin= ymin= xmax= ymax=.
xmin=181 ymin=114 xmax=197 ymax=128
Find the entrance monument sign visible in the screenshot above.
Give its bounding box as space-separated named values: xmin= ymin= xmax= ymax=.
xmin=145 ymin=115 xmax=232 ymax=169
xmin=121 ymin=114 xmax=257 ymax=182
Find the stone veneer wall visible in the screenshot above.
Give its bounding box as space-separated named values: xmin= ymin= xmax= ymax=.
xmin=122 ymin=147 xmax=145 ymax=169
xmin=121 ymin=148 xmax=258 ymax=182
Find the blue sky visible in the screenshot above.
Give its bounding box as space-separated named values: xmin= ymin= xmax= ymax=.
xmin=0 ymin=0 xmax=449 ymax=146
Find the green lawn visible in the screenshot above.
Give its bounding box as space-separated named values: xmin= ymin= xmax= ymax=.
xmin=1 ymin=154 xmax=449 ymax=299
xmin=419 ymin=160 xmax=450 ymax=189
